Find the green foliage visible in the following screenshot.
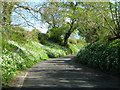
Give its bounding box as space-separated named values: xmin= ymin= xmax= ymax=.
xmin=1 ymin=49 xmax=26 ymax=86
xmin=44 ymin=43 xmax=66 ymax=58
xmin=2 ymin=26 xmax=26 ymax=43
xmin=69 ymin=44 xmax=80 ymax=54
xmin=3 ymin=2 xmax=120 ymax=87
xmin=38 ymin=32 xmax=49 ymax=44
xmin=68 ymin=38 xmax=77 ymax=44
xmin=43 ymin=41 xmax=80 ymax=58
xmin=1 ymin=40 xmax=44 ymax=86
xmin=24 ymin=30 xmax=39 ymax=42
xmin=1 ymin=29 xmax=81 ymax=86
xmin=75 ymin=39 xmax=120 ymax=72
xmin=24 ymin=41 xmax=49 ymax=60
xmin=12 ymin=26 xmax=25 ymax=32
xmin=48 ymin=28 xmax=64 ymax=43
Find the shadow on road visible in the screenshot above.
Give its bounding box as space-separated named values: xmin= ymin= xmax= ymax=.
xmin=3 ymin=55 xmax=120 ymax=90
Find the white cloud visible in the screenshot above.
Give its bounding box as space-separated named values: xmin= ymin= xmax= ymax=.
xmin=34 ymin=24 xmax=48 ymax=33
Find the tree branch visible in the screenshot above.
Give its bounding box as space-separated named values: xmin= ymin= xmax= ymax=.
xmin=14 ymin=11 xmax=38 ymax=30
xmin=109 ymin=2 xmax=117 ymax=28
xmin=16 ymin=5 xmax=39 ymax=12
xmin=88 ymin=3 xmax=117 ymax=36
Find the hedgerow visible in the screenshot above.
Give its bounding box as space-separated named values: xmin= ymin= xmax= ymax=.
xmin=1 ymin=40 xmax=80 ymax=86
xmin=74 ymin=39 xmax=120 ymax=72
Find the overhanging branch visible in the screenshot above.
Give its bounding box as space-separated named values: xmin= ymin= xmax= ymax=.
xmin=14 ymin=11 xmax=38 ymax=30
xmin=16 ymin=5 xmax=39 ymax=12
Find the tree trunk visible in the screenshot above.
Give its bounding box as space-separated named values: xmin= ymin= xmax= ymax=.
xmin=63 ymin=22 xmax=74 ymax=46
xmin=2 ymin=2 xmax=15 ymax=27
xmin=63 ymin=31 xmax=71 ymax=46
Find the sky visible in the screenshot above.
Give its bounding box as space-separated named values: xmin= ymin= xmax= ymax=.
xmin=11 ymin=2 xmax=49 ymax=33
xmin=11 ymin=1 xmax=118 ymax=39
xmin=11 ymin=1 xmax=117 ymax=32
xmin=11 ymin=2 xmax=73 ymax=34
xmin=33 ymin=23 xmax=49 ymax=33
xmin=11 ymin=1 xmax=117 ymax=39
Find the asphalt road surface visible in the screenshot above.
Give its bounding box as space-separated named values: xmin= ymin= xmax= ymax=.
xmin=3 ymin=55 xmax=120 ymax=90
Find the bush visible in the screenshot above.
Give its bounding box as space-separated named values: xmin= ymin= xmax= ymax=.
xmin=1 ymin=49 xmax=27 ymax=86
xmin=1 ymin=26 xmax=81 ymax=86
xmin=24 ymin=41 xmax=49 ymax=60
xmin=1 ymin=41 xmax=47 ymax=86
xmin=68 ymin=38 xmax=77 ymax=44
xmin=43 ymin=42 xmax=68 ymax=58
xmin=75 ymin=39 xmax=120 ymax=72
xmin=69 ymin=44 xmax=80 ymax=54
xmin=38 ymin=33 xmax=49 ymax=44
xmin=1 ymin=40 xmax=80 ymax=86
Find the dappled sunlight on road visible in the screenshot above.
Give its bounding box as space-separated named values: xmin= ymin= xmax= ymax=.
xmin=9 ymin=55 xmax=120 ymax=89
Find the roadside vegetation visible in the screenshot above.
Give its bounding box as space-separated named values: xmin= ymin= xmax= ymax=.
xmin=1 ymin=27 xmax=85 ymax=86
xmin=1 ymin=1 xmax=120 ymax=87
xmin=74 ymin=39 xmax=120 ymax=72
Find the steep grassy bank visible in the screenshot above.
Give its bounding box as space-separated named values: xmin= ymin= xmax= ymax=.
xmin=74 ymin=39 xmax=120 ymax=73
xmin=1 ymin=27 xmax=82 ymax=86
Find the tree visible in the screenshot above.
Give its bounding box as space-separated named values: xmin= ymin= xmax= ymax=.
xmin=1 ymin=2 xmax=39 ymax=27
xmin=86 ymin=2 xmax=120 ymax=40
xmin=39 ymin=2 xmax=67 ymax=44
xmin=77 ymin=2 xmax=107 ymax=43
xmin=40 ymin=2 xmax=80 ymax=46
xmin=63 ymin=2 xmax=79 ymax=46
xmin=109 ymin=2 xmax=120 ymax=40
xmin=1 ymin=2 xmax=40 ymax=41
xmin=40 ymin=2 xmax=66 ymax=29
xmin=77 ymin=2 xmax=120 ymax=43
xmin=1 ymin=2 xmax=18 ymax=27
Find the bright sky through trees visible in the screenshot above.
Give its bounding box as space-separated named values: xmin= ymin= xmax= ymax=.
xmin=11 ymin=2 xmax=48 ymax=33
xmin=11 ymin=2 xmax=74 ymax=34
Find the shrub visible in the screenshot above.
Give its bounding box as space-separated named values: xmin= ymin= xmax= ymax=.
xmin=1 ymin=41 xmax=47 ymax=86
xmin=1 ymin=27 xmax=81 ymax=87
xmin=43 ymin=42 xmax=67 ymax=58
xmin=24 ymin=41 xmax=49 ymax=60
xmin=38 ymin=33 xmax=49 ymax=44
xmin=75 ymin=39 xmax=120 ymax=72
xmin=68 ymin=38 xmax=77 ymax=44
xmin=1 ymin=40 xmax=80 ymax=86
